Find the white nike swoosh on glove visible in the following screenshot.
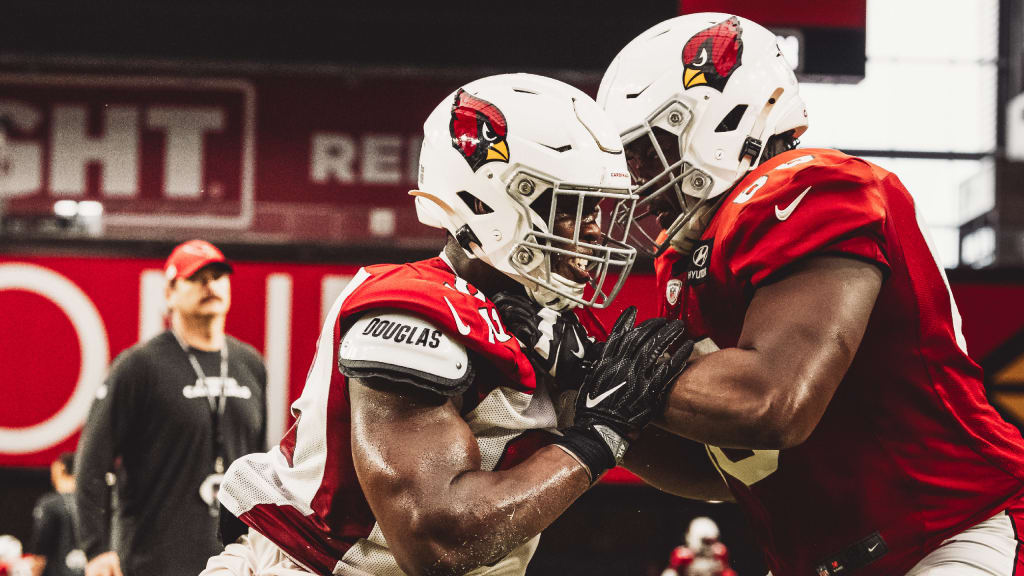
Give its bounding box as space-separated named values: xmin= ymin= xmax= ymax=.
xmin=585 ymin=381 xmax=627 ymax=408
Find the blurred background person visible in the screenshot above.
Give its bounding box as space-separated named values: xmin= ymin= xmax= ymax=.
xmin=25 ymin=452 xmax=85 ymax=576
xmin=0 ymin=535 xmax=30 ymax=576
xmin=74 ymin=240 xmax=267 ymax=576
xmin=661 ymin=517 xmax=736 ymax=576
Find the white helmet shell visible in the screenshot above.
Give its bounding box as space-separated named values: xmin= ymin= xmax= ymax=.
xmin=416 ymin=73 xmax=638 ymax=310
xmin=685 ymin=516 xmax=721 ymax=551
xmin=0 ymin=534 xmax=22 ymax=561
xmin=598 ymin=13 xmax=808 ymax=255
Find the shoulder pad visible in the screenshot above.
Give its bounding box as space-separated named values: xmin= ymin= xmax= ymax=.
xmin=719 ymin=149 xmax=889 ymax=286
xmin=732 ymin=150 xmax=876 ymax=208
xmin=338 ymin=310 xmax=473 ymax=397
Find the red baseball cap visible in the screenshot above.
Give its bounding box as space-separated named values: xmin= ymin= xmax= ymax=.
xmin=164 ymin=239 xmax=233 ymax=281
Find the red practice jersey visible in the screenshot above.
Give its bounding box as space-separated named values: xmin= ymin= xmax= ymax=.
xmin=219 ymin=256 xmax=560 ymax=575
xmin=655 ymin=149 xmax=1024 ymax=576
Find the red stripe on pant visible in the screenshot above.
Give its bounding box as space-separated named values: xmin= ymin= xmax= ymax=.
xmin=1008 ymin=496 xmax=1024 ymax=576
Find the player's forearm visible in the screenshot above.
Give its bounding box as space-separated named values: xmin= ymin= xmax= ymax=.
xmin=664 ymin=257 xmax=880 ymax=450
xmin=660 ymin=347 xmax=805 ymax=449
xmin=396 ymin=446 xmax=589 ymax=576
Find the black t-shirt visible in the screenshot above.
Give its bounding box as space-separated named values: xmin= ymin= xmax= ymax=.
xmin=75 ymin=331 xmax=266 ymax=576
xmin=29 ymin=492 xmax=85 ymax=576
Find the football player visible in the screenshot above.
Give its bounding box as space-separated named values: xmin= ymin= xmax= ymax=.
xmin=199 ymin=74 xmax=691 ymax=576
xmin=603 ymin=13 xmax=1024 ymax=576
xmin=499 ymin=13 xmax=1024 ymax=576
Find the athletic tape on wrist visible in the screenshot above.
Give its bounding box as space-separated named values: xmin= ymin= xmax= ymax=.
xmin=552 ymin=426 xmax=621 ymax=483
xmin=551 ymin=443 xmax=593 ymax=482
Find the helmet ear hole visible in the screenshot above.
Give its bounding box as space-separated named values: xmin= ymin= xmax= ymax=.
xmin=456 ymin=191 xmax=494 ymax=215
xmin=715 ymin=104 xmax=748 ymax=133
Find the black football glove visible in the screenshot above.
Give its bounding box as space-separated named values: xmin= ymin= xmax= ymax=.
xmin=552 ymin=306 xmax=693 ymax=482
xmin=491 ymin=291 xmax=600 ymax=390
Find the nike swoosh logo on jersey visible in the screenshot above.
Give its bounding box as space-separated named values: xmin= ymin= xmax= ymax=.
xmin=569 ymin=327 xmax=585 ymax=359
xmin=867 ymin=543 xmax=879 ymax=553
xmin=443 ymin=296 xmax=472 ymax=335
xmin=585 ymin=381 xmax=627 ymax=408
xmin=774 ymin=186 xmax=813 ymax=221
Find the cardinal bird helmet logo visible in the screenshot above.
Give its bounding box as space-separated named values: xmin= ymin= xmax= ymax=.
xmin=449 ymin=88 xmax=510 ymax=171
xmin=681 ymin=16 xmax=744 ymax=91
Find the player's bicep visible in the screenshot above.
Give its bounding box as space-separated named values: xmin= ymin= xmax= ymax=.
xmin=341 ymin=310 xmax=481 ymax=524
xmin=741 ymin=255 xmax=881 ymax=360
xmin=348 ymin=377 xmax=481 ymax=542
xmin=739 ymin=256 xmax=882 ymax=439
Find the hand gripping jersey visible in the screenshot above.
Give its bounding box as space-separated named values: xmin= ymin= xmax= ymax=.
xmin=219 ymin=257 xmax=560 ymax=576
xmin=655 ymin=149 xmax=1024 ymax=576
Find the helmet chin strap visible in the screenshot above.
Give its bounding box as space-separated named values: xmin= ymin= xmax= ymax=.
xmin=526 ymin=273 xmax=584 ymax=311
xmin=736 ymin=87 xmax=785 ymax=174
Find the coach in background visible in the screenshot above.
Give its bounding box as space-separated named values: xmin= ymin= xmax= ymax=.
xmin=75 ymin=240 xmax=267 ymax=576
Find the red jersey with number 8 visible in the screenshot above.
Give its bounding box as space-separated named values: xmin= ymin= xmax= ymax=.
xmin=655 ymin=148 xmax=1024 ymax=576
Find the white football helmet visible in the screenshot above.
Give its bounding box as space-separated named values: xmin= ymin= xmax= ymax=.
xmin=685 ymin=516 xmax=720 ymax=552
xmin=598 ymin=13 xmax=808 ymax=256
xmin=415 ymin=73 xmax=638 ymax=310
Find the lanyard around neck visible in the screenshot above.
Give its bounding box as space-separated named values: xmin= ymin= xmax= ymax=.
xmin=172 ymin=331 xmax=229 ymax=473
